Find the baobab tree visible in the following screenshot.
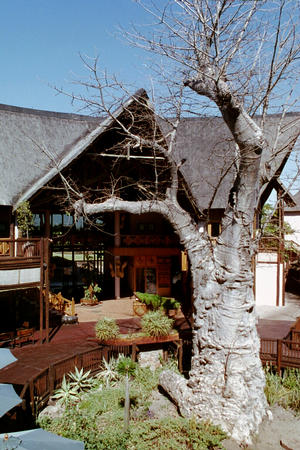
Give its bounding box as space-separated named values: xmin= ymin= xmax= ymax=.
xmin=57 ymin=0 xmax=300 ymax=444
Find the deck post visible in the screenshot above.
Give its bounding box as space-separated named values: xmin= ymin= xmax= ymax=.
xmin=132 ymin=343 xmax=137 ymax=361
xmin=29 ymin=380 xmax=35 ymax=416
xmin=49 ymin=365 xmax=55 ymax=396
xmin=44 ymin=238 xmax=50 ymax=343
xmin=277 ymin=339 xmax=282 ymax=374
xmin=114 ymin=212 xmax=121 ymax=299
xmin=39 ymin=238 xmax=44 ymax=344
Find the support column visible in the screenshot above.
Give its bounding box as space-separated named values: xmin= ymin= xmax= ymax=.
xmin=114 ymin=212 xmax=121 ymax=299
xmin=44 ymin=238 xmax=50 ymax=343
xmin=279 ymin=196 xmax=285 ymax=306
xmin=39 ymin=238 xmax=44 ymax=345
xmin=45 ymin=210 xmax=50 ymax=238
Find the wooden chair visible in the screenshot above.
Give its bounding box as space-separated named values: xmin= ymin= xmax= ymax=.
xmin=0 ymin=241 xmax=10 ymax=256
xmin=49 ymin=292 xmax=75 ymax=316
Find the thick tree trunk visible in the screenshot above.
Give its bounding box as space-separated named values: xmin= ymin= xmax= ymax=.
xmin=160 ymin=227 xmax=268 ymax=444
xmin=160 ymin=70 xmax=268 ymax=444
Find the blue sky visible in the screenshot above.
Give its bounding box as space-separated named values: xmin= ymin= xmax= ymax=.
xmin=0 ymin=0 xmax=149 ymax=112
xmin=1 ymin=0 xmax=299 ymax=193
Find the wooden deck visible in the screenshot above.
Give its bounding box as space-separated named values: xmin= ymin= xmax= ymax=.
xmin=0 ymin=319 xmax=142 ymax=385
xmin=0 ymin=317 xmax=295 ymax=386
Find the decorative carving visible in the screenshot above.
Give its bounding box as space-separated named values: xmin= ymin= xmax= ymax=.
xmin=109 ymin=260 xmax=128 ymax=278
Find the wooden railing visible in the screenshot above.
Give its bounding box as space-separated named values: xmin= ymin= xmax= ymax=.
xmin=20 ymin=345 xmax=131 ymax=416
xmin=260 ymin=338 xmax=300 ymax=372
xmin=0 ymin=238 xmax=41 ymax=259
xmin=17 ymin=337 xmax=300 ymax=418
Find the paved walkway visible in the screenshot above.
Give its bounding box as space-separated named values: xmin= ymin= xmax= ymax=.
xmin=256 ymin=292 xmax=300 ymax=339
xmin=1 ymin=292 xmax=299 ymax=386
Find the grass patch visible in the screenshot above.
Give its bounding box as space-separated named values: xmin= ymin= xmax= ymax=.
xmin=264 ymin=366 xmax=300 ymax=413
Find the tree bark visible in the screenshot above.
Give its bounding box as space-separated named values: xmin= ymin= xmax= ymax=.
xmin=160 ymin=229 xmax=268 ymax=444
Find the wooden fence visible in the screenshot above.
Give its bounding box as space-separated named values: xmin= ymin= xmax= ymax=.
xmin=260 ymin=336 xmax=300 ymax=372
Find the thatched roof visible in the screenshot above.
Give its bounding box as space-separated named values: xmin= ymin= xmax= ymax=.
xmin=285 ymin=191 xmax=300 ymax=213
xmin=159 ymin=113 xmax=300 ymax=210
xmin=0 ymin=90 xmax=299 ymax=210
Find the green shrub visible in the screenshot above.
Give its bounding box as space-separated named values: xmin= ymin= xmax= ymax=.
xmin=40 ymin=407 xmax=100 ymax=450
xmin=16 ymin=201 xmax=34 ymax=238
xmin=141 ymin=310 xmax=174 ymax=337
xmin=41 ymin=402 xmax=226 ymax=449
xmin=135 ymin=292 xmax=180 ymax=312
xmin=95 ymin=317 xmax=119 ymax=340
xmin=128 ymin=417 xmax=227 ymax=449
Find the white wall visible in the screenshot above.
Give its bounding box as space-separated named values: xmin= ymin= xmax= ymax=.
xmin=255 ymin=255 xmax=284 ymax=306
xmin=285 ymin=213 xmax=300 ymax=247
xmin=0 ymin=267 xmax=40 ymax=287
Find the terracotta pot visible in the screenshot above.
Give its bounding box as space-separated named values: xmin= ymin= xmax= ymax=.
xmin=80 ymin=298 xmax=98 ymax=306
xmin=133 ymin=300 xmax=148 ymax=317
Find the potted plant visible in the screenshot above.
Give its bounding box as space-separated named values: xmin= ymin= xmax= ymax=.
xmin=80 ymin=282 xmax=102 ymax=306
xmin=134 ymin=292 xmax=180 ymax=317
xmin=161 ymin=297 xmax=181 ymax=317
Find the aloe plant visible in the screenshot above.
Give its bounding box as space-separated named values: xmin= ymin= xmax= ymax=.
xmin=68 ymin=366 xmax=95 ymax=392
xmin=97 ymin=356 xmax=120 ymax=387
xmin=52 ymin=375 xmax=80 ymax=406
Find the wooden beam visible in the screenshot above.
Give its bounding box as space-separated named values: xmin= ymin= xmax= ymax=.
xmin=111 ymin=247 xmax=181 ymax=256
